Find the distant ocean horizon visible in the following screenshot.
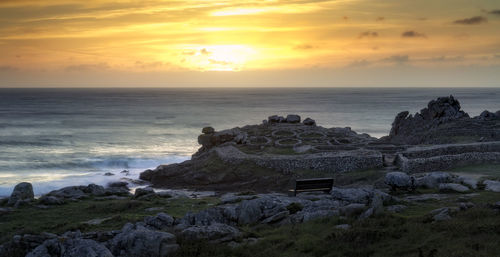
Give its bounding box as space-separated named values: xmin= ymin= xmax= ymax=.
xmin=1 ymin=87 xmax=499 ymax=196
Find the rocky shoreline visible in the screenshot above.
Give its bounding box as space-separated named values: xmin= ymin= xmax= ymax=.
xmin=1 ymin=95 xmax=500 ymax=257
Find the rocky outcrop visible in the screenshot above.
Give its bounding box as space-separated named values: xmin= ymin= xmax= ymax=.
xmin=27 ymin=233 xmax=113 ymax=257
xmin=108 ymin=223 xmax=179 ymax=257
xmin=7 ymin=182 xmax=34 ymax=207
xmin=387 ymin=95 xmax=500 ymax=145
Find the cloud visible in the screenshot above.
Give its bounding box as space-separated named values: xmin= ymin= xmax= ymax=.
xmin=489 ymin=10 xmax=500 ymax=16
xmin=0 ymin=65 xmax=18 ymax=72
xmin=208 ymin=59 xmax=231 ymax=65
xmin=347 ymin=59 xmax=371 ymax=67
xmin=135 ymin=61 xmax=166 ymax=69
xmin=293 ymin=44 xmax=313 ymax=50
xmin=453 ymin=16 xmax=487 ymax=25
xmin=375 ymin=17 xmax=384 ymax=21
xmin=429 ymin=56 xmax=464 ymax=62
xmin=200 ymin=48 xmax=210 ymax=55
xmin=382 ymin=55 xmax=409 ymax=64
xmin=65 ymin=63 xmax=109 ymax=72
xmin=401 ymin=30 xmax=426 ymax=38
xmin=358 ymin=31 xmax=378 ymax=39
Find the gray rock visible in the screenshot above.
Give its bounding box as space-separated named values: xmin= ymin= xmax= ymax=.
xmin=83 ymin=217 xmax=113 ymax=225
xmin=85 ymin=184 xmax=106 ymax=196
xmin=405 ymin=194 xmax=450 ymax=202
xmin=0 ymin=207 xmax=13 ymax=214
xmin=104 ymin=172 xmax=115 ymax=176
xmin=108 ymin=181 xmax=128 ymax=188
xmin=386 ymin=205 xmax=407 ymax=213
xmin=438 ymin=183 xmax=470 ymax=193
xmin=237 ymin=199 xmax=262 ymax=225
xmin=302 ymin=117 xmax=316 ymax=126
xmin=285 ymin=114 xmax=301 ymax=123
xmin=47 ymin=186 xmax=87 ymax=199
xmin=385 ymin=172 xmax=413 ymax=189
xmin=335 ymin=224 xmax=350 ymax=230
xmin=430 ymin=207 xmax=452 ymax=222
xmin=104 ymin=186 xmax=131 ymax=196
xmin=135 ymin=187 xmax=155 ymax=198
xmin=330 ymin=187 xmax=389 ymax=204
xmin=416 ymin=172 xmax=452 ymax=189
xmin=202 ymin=127 xmax=215 ymax=134
xmin=144 ymin=213 xmax=175 ymax=230
xmin=180 ymin=223 xmax=241 ymax=243
xmin=483 ymin=180 xmax=500 ymax=192
xmin=302 ymin=210 xmax=339 ymax=222
xmin=261 ymin=211 xmax=289 ymax=224
xmin=27 ymin=237 xmax=113 ymax=257
xmin=39 ymin=195 xmax=65 ymax=205
xmin=145 ymin=207 xmax=164 ymax=212
xmin=458 ymin=176 xmax=478 ymax=189
xmin=8 ymin=182 xmax=34 ymax=206
xmin=108 ymin=223 xmax=178 ymax=257
xmin=340 ymin=203 xmax=366 ymax=217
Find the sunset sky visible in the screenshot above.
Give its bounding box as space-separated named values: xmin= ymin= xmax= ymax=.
xmin=0 ymin=0 xmax=499 ymax=87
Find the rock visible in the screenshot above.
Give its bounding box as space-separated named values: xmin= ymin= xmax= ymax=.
xmin=38 ymin=195 xmax=65 ymax=205
xmin=135 ymin=187 xmax=155 ymax=198
xmin=302 ymin=210 xmax=339 ymax=222
xmin=8 ymin=182 xmax=34 ymax=206
xmin=268 ymin=115 xmax=283 ymax=123
xmin=202 ymin=126 xmax=215 ymax=134
xmin=341 ymin=203 xmax=366 ymax=217
xmin=385 ymin=172 xmax=413 ymax=190
xmin=430 ymin=207 xmax=453 ymax=222
xmin=180 ymin=223 xmax=241 ymax=243
xmin=85 ymin=184 xmax=106 ymax=196
xmin=0 ymin=207 xmax=13 ymax=215
xmin=285 ymin=114 xmax=301 ymax=123
xmin=405 ymin=194 xmax=450 ymax=202
xmin=458 ymin=202 xmax=474 ymax=210
xmin=386 ymin=205 xmax=407 ymax=213
xmin=144 ymin=213 xmax=175 ymax=230
xmin=359 ymin=194 xmax=383 ymax=220
xmin=458 ymin=176 xmax=478 ymax=189
xmin=302 ymin=117 xmax=316 ymax=126
xmin=335 ymin=224 xmax=350 ymax=230
xmin=237 ymin=199 xmax=263 ymax=225
xmin=104 ymin=186 xmax=131 ymax=197
xmin=145 ymin=207 xmax=164 ymax=212
xmin=330 ymin=187 xmax=389 ymax=204
xmin=108 ymin=181 xmax=129 ymax=188
xmin=108 ymin=223 xmax=179 ymax=257
xmin=416 ymin=172 xmax=452 ymax=189
xmin=83 ymin=217 xmax=113 ymax=225
xmin=220 ymin=193 xmax=257 ymax=204
xmin=47 ymin=186 xmax=87 ymax=199
xmin=438 ymin=183 xmax=470 ymax=193
xmin=104 ymin=172 xmax=115 ymax=176
xmin=261 ymin=211 xmax=289 ymax=224
xmin=27 ymin=237 xmax=113 ymax=257
xmin=479 ymin=110 xmax=496 ymax=120
xmin=483 ymin=180 xmax=500 ymax=192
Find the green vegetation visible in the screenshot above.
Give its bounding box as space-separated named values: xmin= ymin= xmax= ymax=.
xmin=286 ymin=202 xmax=303 ymax=214
xmin=174 ymin=192 xmax=500 ymax=257
xmin=0 ymin=196 xmax=218 ymax=244
xmin=448 ymin=164 xmax=500 ymax=180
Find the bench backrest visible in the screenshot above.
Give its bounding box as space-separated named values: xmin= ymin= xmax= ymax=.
xmin=295 ymin=178 xmax=334 ymax=191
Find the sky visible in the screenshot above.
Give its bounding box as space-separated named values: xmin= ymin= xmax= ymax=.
xmin=0 ymin=0 xmax=499 ymax=87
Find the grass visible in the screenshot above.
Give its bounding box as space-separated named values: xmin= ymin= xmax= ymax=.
xmin=448 ymin=164 xmax=500 ymax=179
xmin=0 ymin=196 xmax=218 ymax=244
xmin=174 ymin=191 xmax=500 ymax=257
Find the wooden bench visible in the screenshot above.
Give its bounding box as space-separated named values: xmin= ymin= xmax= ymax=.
xmin=290 ymin=178 xmax=334 ymax=196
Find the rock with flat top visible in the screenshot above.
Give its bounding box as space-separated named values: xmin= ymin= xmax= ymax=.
xmin=8 ymin=182 xmax=34 ymax=206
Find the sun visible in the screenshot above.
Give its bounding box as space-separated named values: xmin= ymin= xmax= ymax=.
xmin=180 ymin=45 xmax=255 ymax=71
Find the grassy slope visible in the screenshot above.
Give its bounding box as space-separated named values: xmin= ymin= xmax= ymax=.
xmin=0 ymin=196 xmax=219 ymax=243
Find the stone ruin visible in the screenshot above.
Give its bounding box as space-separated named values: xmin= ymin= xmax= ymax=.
xmin=194 ymin=114 xmax=385 ymax=173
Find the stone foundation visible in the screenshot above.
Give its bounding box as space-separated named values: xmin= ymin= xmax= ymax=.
xmin=395 ymin=141 xmax=500 ymax=173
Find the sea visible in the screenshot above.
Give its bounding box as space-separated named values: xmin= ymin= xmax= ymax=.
xmin=1 ymin=87 xmax=499 ymax=196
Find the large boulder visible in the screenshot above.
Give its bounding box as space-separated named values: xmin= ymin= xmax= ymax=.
xmin=415 ymin=172 xmax=452 ymax=189
xmin=438 ymin=183 xmax=470 ymax=193
xmin=144 ymin=213 xmax=175 ymax=230
xmin=385 ymin=172 xmax=413 ymax=190
xmin=180 ymin=223 xmax=241 ymax=243
xmin=483 ymin=180 xmax=500 ymax=192
xmin=8 ymin=182 xmax=34 ymax=206
xmin=108 ymin=223 xmax=178 ymax=257
xmin=26 ymin=237 xmax=112 ymax=257
xmin=285 ymin=114 xmax=301 ymax=123
xmin=302 ymin=117 xmax=316 ymax=126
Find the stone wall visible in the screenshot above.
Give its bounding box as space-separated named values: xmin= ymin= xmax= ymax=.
xmin=215 ymin=145 xmax=383 ymax=173
xmin=395 ymin=141 xmax=500 ymax=173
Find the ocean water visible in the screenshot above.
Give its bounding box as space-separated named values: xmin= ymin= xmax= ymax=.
xmin=1 ymin=87 xmax=499 ymax=196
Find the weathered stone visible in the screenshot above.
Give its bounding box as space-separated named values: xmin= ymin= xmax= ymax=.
xmin=430 ymin=207 xmax=453 ymax=222
xmin=415 ymin=172 xmax=452 ymax=189
xmin=8 ymin=182 xmax=34 ymax=206
xmin=38 ymin=195 xmax=65 ymax=205
xmin=108 ymin=223 xmax=179 ymax=257
xmin=335 ymin=224 xmax=350 ymax=230
xmin=104 ymin=172 xmax=114 ymax=176
xmin=135 ymin=187 xmax=155 ymax=198
xmin=302 ymin=117 xmax=316 ymax=126
xmin=285 ymin=114 xmax=301 ymax=123
xmin=261 ymin=211 xmax=289 ymax=224
xmin=180 ymin=223 xmax=241 ymax=243
xmin=386 ymin=205 xmax=407 ymax=213
xmin=458 ymin=176 xmax=478 ymax=189
xmin=438 ymin=183 xmax=470 ymax=193
xmin=340 ymin=203 xmax=366 ymax=217
xmin=26 ymin=237 xmax=113 ymax=257
xmin=202 ymin=126 xmax=215 ymax=134
xmin=385 ymin=172 xmax=413 ymax=190
xmin=483 ymin=180 xmax=500 ymax=192
xmin=144 ymin=213 xmax=175 ymax=230
xmin=108 ymin=181 xmax=128 ymax=188
xmin=237 ymin=199 xmax=263 ymax=225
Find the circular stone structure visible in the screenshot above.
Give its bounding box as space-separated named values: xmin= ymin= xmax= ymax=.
xmin=275 ymin=138 xmax=302 ymax=148
xmin=298 ymin=131 xmax=327 ymax=140
xmin=271 ymin=129 xmax=297 ymax=138
xmin=246 ymin=136 xmax=272 ymax=147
